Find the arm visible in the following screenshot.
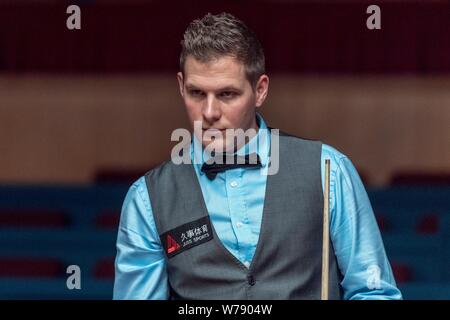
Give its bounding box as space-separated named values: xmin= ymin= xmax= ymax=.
xmin=113 ymin=176 xmax=169 ymax=300
xmin=322 ymin=145 xmax=402 ymax=300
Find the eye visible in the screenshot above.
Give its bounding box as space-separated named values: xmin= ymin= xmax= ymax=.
xmin=189 ymin=89 xmax=205 ymax=97
xmin=219 ymin=91 xmax=237 ymax=99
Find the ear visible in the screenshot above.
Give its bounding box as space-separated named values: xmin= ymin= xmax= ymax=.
xmin=255 ymin=74 xmax=269 ymax=108
xmin=177 ymin=72 xmax=185 ymax=98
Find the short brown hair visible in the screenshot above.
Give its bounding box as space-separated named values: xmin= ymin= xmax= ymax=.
xmin=180 ymin=12 xmax=265 ymax=87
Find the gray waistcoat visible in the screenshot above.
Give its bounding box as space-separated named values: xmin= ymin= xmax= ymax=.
xmin=145 ymin=130 xmax=342 ymax=299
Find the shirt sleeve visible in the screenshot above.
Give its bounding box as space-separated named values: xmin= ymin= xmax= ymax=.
xmin=113 ymin=176 xmax=169 ymax=300
xmin=321 ymin=145 xmax=403 ymax=300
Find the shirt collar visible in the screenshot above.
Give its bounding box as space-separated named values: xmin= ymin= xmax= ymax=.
xmin=190 ymin=112 xmax=271 ymax=175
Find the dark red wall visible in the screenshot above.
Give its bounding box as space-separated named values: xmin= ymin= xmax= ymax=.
xmin=0 ymin=1 xmax=449 ymax=74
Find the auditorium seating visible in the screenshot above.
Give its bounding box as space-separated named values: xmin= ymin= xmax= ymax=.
xmin=0 ymin=184 xmax=449 ymax=299
xmin=0 ymin=185 xmax=125 ymax=299
xmin=390 ymin=172 xmax=450 ymax=186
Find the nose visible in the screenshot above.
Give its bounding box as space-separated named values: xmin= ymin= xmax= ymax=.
xmin=202 ymin=94 xmax=221 ymax=124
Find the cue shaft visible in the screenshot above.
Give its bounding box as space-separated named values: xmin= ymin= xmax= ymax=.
xmin=321 ymin=159 xmax=330 ymax=300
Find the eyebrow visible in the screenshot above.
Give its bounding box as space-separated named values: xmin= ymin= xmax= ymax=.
xmin=185 ymin=84 xmax=242 ymax=92
xmin=185 ymin=84 xmax=201 ymax=91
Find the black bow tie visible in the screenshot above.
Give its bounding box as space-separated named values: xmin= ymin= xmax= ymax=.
xmin=201 ymin=153 xmax=262 ymax=180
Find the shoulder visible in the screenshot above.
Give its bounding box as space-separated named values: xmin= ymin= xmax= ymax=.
xmin=321 ymin=144 xmax=365 ymax=192
xmin=269 ymin=127 xmax=353 ymax=166
xmin=145 ymin=161 xmax=193 ymax=187
xmin=123 ymin=176 xmax=152 ymax=211
xmin=144 ymin=141 xmax=193 ymax=179
xmin=144 ymin=159 xmax=171 ymax=175
xmin=321 ymin=144 xmax=349 ymax=164
xmin=270 ymin=128 xmax=323 ymax=153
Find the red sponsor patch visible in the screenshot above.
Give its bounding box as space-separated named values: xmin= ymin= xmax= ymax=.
xmin=160 ymin=216 xmax=214 ymax=258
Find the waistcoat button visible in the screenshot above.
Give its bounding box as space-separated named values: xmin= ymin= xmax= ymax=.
xmin=247 ymin=275 xmax=256 ymax=286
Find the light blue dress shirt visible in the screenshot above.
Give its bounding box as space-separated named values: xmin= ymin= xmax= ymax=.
xmin=114 ymin=113 xmax=402 ymax=300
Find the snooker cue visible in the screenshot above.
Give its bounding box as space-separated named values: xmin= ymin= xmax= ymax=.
xmin=321 ymin=159 xmax=330 ymax=300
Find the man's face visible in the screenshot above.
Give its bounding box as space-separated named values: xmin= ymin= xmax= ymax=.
xmin=177 ymin=55 xmax=269 ymax=152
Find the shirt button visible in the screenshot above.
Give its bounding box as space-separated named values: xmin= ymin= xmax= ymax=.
xmin=230 ymin=181 xmax=238 ymax=188
xmin=236 ymin=221 xmax=243 ymax=228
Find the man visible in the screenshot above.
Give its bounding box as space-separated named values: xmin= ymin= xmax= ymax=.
xmin=114 ymin=12 xmax=402 ymax=300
